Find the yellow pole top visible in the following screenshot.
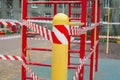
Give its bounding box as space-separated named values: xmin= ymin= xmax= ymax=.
xmin=53 ymin=13 xmax=84 ymax=26
xmin=53 ymin=13 xmax=69 ymax=25
xmin=69 ymin=22 xmax=84 ymax=26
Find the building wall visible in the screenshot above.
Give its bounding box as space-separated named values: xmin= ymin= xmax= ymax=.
xmin=100 ymin=0 xmax=120 ymax=35
xmin=0 ymin=0 xmax=81 ymax=20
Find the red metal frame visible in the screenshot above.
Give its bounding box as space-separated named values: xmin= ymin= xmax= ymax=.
xmin=22 ymin=0 xmax=28 ymax=80
xmin=21 ymin=0 xmax=100 ymax=80
xmin=78 ymin=0 xmax=87 ymax=80
xmin=95 ymin=0 xmax=100 ymax=72
xmin=90 ymin=0 xmax=100 ymax=80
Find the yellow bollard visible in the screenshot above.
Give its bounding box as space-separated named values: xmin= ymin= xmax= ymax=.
xmin=52 ymin=13 xmax=69 ymax=80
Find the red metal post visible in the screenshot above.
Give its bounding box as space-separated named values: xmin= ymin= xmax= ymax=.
xmin=54 ymin=4 xmax=57 ymax=15
xmin=95 ymin=0 xmax=100 ymax=72
xmin=28 ymin=1 xmax=82 ymax=4
xmin=22 ymin=0 xmax=28 ymax=80
xmin=68 ymin=3 xmax=71 ymax=66
xmin=68 ymin=4 xmax=71 ymax=18
xmin=90 ymin=1 xmax=95 ymax=80
xmin=79 ymin=0 xmax=87 ymax=80
xmin=90 ymin=0 xmax=99 ymax=80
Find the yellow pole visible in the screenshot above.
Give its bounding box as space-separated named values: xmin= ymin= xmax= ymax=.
xmin=106 ymin=8 xmax=111 ymax=54
xmin=27 ymin=41 xmax=31 ymax=61
xmin=52 ymin=13 xmax=69 ymax=80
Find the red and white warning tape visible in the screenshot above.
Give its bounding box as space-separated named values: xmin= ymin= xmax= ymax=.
xmin=72 ymin=40 xmax=99 ymax=80
xmin=101 ymin=22 xmax=120 ymax=25
xmin=0 ymin=35 xmax=21 ymax=40
xmin=0 ymin=54 xmax=23 ymax=61
xmin=22 ymin=62 xmax=40 ymax=80
xmin=0 ymin=19 xmax=22 ymax=26
xmin=99 ymin=35 xmax=120 ymax=39
xmin=71 ymin=40 xmax=91 ymax=44
xmin=23 ymin=20 xmax=53 ymax=42
xmin=70 ymin=23 xmax=99 ymax=36
xmin=27 ymin=37 xmax=46 ymax=40
xmin=0 ymin=54 xmax=41 ymax=80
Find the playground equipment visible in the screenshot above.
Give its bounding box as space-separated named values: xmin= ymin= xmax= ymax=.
xmin=0 ymin=0 xmax=100 ymax=80
xmin=21 ymin=0 xmax=100 ymax=80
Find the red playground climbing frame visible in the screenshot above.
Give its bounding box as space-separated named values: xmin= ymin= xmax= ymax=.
xmin=21 ymin=0 xmax=100 ymax=80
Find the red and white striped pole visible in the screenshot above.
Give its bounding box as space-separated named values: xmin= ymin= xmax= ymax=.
xmin=52 ymin=13 xmax=70 ymax=80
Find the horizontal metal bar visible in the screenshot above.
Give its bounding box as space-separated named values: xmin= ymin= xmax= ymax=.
xmin=27 ymin=17 xmax=52 ymax=20
xmin=27 ymin=48 xmax=52 ymax=51
xmin=27 ymin=62 xmax=51 ymax=67
xmin=27 ymin=62 xmax=78 ymax=69
xmin=27 ymin=48 xmax=91 ymax=53
xmin=27 ymin=16 xmax=81 ymax=21
xmin=26 ymin=76 xmax=46 ymax=80
xmin=69 ymin=49 xmax=91 ymax=53
xmin=28 ymin=1 xmax=82 ymax=4
xmin=70 ymin=63 xmax=90 ymax=66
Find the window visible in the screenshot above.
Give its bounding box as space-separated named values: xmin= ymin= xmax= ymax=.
xmin=0 ymin=12 xmax=1 ymax=18
xmin=19 ymin=0 xmax=21 ymax=8
xmin=7 ymin=0 xmax=13 ymax=8
xmin=31 ymin=0 xmax=38 ymax=8
xmin=72 ymin=14 xmax=80 ymax=18
xmin=119 ymin=15 xmax=120 ymax=22
xmin=59 ymin=4 xmax=66 ymax=8
xmin=7 ymin=11 xmax=13 ymax=19
xmin=103 ymin=13 xmax=108 ymax=21
xmin=44 ymin=12 xmax=52 ymax=17
xmin=103 ymin=0 xmax=110 ymax=8
xmin=45 ymin=0 xmax=52 ymax=8
xmin=0 ymin=0 xmax=2 ymax=8
xmin=73 ymin=4 xmax=81 ymax=7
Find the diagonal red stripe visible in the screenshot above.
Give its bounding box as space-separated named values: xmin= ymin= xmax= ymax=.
xmin=46 ymin=28 xmax=50 ymax=40
xmin=55 ymin=25 xmax=69 ymax=42
xmin=13 ymin=56 xmax=19 ymax=61
xmin=6 ymin=22 xmax=13 ymax=27
xmin=42 ymin=27 xmax=45 ymax=37
xmin=52 ymin=32 xmax=62 ymax=44
xmin=4 ymin=55 xmax=10 ymax=60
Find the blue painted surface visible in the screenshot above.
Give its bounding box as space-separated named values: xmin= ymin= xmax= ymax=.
xmin=94 ymin=59 xmax=120 ymax=80
xmin=13 ymin=59 xmax=120 ymax=80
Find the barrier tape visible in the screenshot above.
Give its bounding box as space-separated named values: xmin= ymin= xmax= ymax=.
xmin=0 ymin=54 xmax=41 ymax=80
xmin=22 ymin=20 xmax=53 ymax=42
xmin=0 ymin=54 xmax=23 ymax=61
xmin=23 ymin=21 xmax=99 ymax=42
xmin=70 ymin=23 xmax=99 ymax=36
xmin=0 ymin=19 xmax=22 ymax=26
xmin=99 ymin=35 xmax=120 ymax=39
xmin=71 ymin=40 xmax=91 ymax=44
xmin=27 ymin=37 xmax=47 ymax=40
xmin=22 ymin=62 xmax=42 ymax=80
xmin=72 ymin=40 xmax=99 ymax=80
xmin=0 ymin=35 xmax=21 ymax=40
xmin=0 ymin=20 xmax=99 ymax=41
xmin=101 ymin=22 xmax=120 ymax=25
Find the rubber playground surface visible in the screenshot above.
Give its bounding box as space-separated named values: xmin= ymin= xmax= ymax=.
xmin=13 ymin=58 xmax=120 ymax=80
